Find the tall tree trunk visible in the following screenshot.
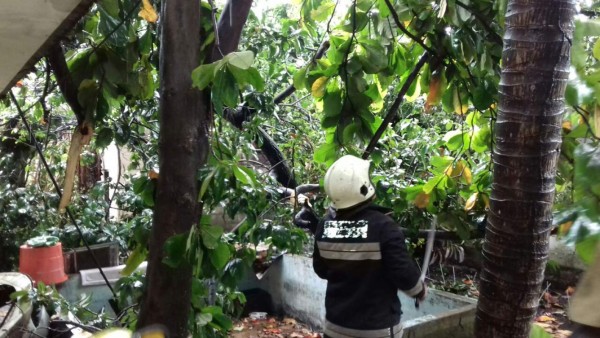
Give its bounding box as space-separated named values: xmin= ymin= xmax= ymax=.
xmin=136 ymin=0 xmax=209 ymax=336
xmin=475 ymin=1 xmax=575 ymax=337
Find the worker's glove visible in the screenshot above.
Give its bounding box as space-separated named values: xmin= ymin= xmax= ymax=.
xmin=414 ymin=281 xmax=428 ymax=309
xmin=293 ymin=199 xmax=320 ymax=234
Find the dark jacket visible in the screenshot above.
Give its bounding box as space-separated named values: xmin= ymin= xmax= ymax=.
xmin=313 ymin=204 xmax=423 ymax=338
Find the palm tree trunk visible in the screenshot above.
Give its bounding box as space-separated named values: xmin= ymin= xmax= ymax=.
xmin=475 ymin=1 xmax=576 ymax=337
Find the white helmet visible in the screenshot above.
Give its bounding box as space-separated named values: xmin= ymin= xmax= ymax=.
xmin=324 ymin=155 xmax=375 ymax=210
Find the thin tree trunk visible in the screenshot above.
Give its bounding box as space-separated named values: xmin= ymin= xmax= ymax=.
xmin=475 ymin=1 xmax=575 ymax=337
xmin=136 ymin=0 xmax=209 ymax=336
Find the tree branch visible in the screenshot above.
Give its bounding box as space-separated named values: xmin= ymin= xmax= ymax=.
xmin=362 ymin=52 xmax=429 ymax=159
xmin=383 ymin=0 xmax=437 ymax=55
xmin=257 ymin=127 xmax=297 ymax=188
xmin=47 ymin=44 xmax=84 ymax=125
xmin=273 ymin=40 xmax=330 ymax=104
xmin=206 ymin=0 xmax=254 ymax=63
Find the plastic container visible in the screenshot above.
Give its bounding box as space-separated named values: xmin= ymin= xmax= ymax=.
xmin=19 ymin=242 xmax=68 ymax=285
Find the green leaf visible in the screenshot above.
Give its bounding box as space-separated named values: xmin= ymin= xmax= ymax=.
xmin=191 ymin=277 xmax=207 ymax=309
xmin=121 ymin=246 xmax=147 ymax=276
xmin=199 ymin=167 xmax=217 ymax=201
xmin=529 ymin=324 xmax=553 ymax=338
xmin=430 ymin=156 xmax=455 ymax=170
xmin=77 ymin=79 xmax=99 ymax=110
xmin=311 ymin=0 xmax=335 ymax=22
xmin=565 ymin=83 xmax=579 ymax=106
xmin=323 ymin=90 xmax=342 ymax=118
xmin=443 ymin=130 xmax=465 ymax=151
xmin=314 ymin=142 xmax=338 ymax=165
xmin=196 ymin=313 xmax=212 ymax=326
xmin=201 ymin=224 xmax=223 ymax=249
xmin=566 ymin=123 xmax=591 ymax=139
xmin=293 ymin=67 xmax=308 ymax=90
xmin=98 ymin=6 xmax=129 ymax=47
xmin=232 ymin=165 xmax=253 ymax=186
xmin=10 ymin=290 xmax=29 ymax=301
xmin=141 ymin=178 xmax=155 ymax=207
xmin=342 ymin=123 xmax=358 ymax=144
xmin=227 ymin=65 xmax=265 ymax=91
xmin=162 ymin=233 xmax=188 ymax=268
xmin=356 ymin=42 xmax=388 ymax=74
xmin=423 ymin=175 xmax=446 ymax=194
xmin=593 ymin=40 xmax=600 ymax=61
xmin=225 ymin=51 xmax=254 ymax=69
xmin=202 ymin=306 xmax=233 ymax=330
xmin=191 ymin=63 xmax=217 ymax=90
xmin=472 ymin=127 xmax=491 ymax=153
xmin=472 ymin=86 xmax=494 ymax=110
xmin=95 ymin=128 xmax=114 ymax=149
xmin=575 ymin=235 xmax=600 ymax=265
xmin=233 ymin=165 xmax=257 ymax=186
xmin=99 ymin=0 xmax=120 ymax=17
xmin=377 ymin=0 xmax=391 ymax=17
xmin=132 ymin=176 xmax=148 ymax=194
xmin=575 ymin=18 xmax=600 ymax=37
xmin=212 ymin=69 xmax=239 ymax=112
xmin=209 ymin=242 xmax=231 ymax=271
xmin=96 ymin=95 xmax=110 ymax=121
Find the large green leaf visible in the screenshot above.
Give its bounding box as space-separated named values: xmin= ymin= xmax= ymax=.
xmin=191 ymin=63 xmax=218 ymax=90
xmin=314 ymin=142 xmax=338 ymax=165
xmin=99 ymin=0 xmax=120 ymax=17
xmin=162 ymin=233 xmax=188 ymax=268
xmin=209 ymin=242 xmax=231 ymax=271
xmin=201 ymin=224 xmax=223 ymax=249
xmin=98 ymin=6 xmax=129 ymax=47
xmin=121 ymin=246 xmax=147 ymax=276
xmin=293 ymin=66 xmax=309 ymax=90
xmin=212 ymin=69 xmax=239 ymax=112
xmin=202 ymin=306 xmax=233 ymax=330
xmin=323 ymin=90 xmax=342 ymax=118
xmin=95 ymin=128 xmax=114 ymax=149
xmin=224 ymin=51 xmax=255 ymax=70
xmin=199 ymin=167 xmax=218 ymax=201
xmin=472 ymin=86 xmax=494 ymax=111
xmin=356 ymin=42 xmax=388 ymax=74
xmin=232 ymin=165 xmax=256 ymax=186
xmin=529 ymin=324 xmax=552 ymax=338
xmin=227 ymin=65 xmax=265 ymax=91
xmin=576 ymin=234 xmax=600 ymax=265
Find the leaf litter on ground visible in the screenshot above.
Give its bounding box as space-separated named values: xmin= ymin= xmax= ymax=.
xmin=230 ymin=315 xmax=321 ymax=338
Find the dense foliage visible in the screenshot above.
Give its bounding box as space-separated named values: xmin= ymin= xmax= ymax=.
xmin=1 ymin=0 xmax=600 ymax=336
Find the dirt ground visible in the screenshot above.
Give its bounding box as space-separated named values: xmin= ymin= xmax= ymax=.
xmin=229 ymin=316 xmax=321 ymax=338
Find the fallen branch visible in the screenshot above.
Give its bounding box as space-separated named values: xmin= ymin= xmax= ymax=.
xmin=47 ymin=44 xmax=84 ymax=124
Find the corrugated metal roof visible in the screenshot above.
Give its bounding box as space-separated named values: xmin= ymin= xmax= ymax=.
xmin=0 ymin=0 xmax=94 ymax=97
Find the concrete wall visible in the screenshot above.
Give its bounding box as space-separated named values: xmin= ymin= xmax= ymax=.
xmin=254 ymin=255 xmax=477 ymax=337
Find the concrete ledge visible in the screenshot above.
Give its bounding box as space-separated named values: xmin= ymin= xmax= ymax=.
xmin=252 ymin=255 xmax=476 ymax=337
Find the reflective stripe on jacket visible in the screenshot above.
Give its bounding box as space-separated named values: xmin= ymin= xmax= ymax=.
xmin=313 ymin=204 xmax=422 ymax=337
xmin=324 ymin=320 xmax=404 ymax=338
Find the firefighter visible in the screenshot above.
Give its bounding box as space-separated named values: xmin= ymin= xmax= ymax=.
xmin=295 ymin=155 xmax=427 ymax=338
